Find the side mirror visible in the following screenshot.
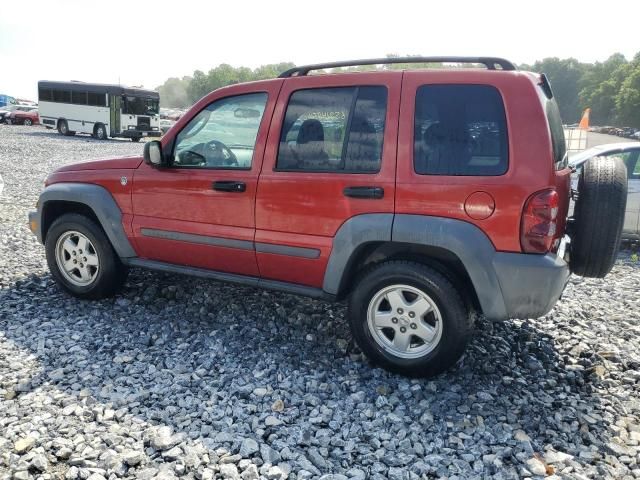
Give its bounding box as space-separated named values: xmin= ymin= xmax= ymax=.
xmin=144 ymin=140 xmax=164 ymax=167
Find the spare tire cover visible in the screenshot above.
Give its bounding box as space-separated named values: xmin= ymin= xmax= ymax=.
xmin=571 ymin=155 xmax=627 ymax=278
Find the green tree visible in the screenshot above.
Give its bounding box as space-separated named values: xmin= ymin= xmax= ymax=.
xmin=615 ymin=61 xmax=640 ymax=128
xmin=578 ymin=53 xmax=627 ymax=125
xmin=185 ymin=70 xmax=211 ymax=105
xmin=522 ymin=57 xmax=586 ymax=123
xmin=156 ymin=54 xmax=640 ymax=128
xmin=156 ymin=76 xmax=191 ymax=108
xmin=156 ymin=62 xmax=296 ymax=108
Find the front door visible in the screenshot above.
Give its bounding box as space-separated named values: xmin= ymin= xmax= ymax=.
xmin=255 ymin=73 xmax=401 ymax=287
xmin=131 ymin=80 xmax=282 ymax=276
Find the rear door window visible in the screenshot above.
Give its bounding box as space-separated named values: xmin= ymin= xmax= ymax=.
xmin=276 ymin=86 xmax=387 ymax=173
xmin=414 ymin=84 xmax=508 ymax=176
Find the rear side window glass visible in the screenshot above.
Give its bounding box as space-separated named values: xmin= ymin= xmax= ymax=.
xmin=545 ymin=98 xmax=567 ymax=170
xmin=277 ymin=86 xmax=387 ymax=172
xmin=414 ymin=84 xmax=508 ymax=176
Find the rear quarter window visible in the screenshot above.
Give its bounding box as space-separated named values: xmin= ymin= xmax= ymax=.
xmin=414 ymin=84 xmax=508 ymax=176
xmin=544 ymin=98 xmax=568 ymax=170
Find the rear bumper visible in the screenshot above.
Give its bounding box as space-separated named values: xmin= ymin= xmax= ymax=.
xmin=492 ymin=252 xmax=570 ymax=320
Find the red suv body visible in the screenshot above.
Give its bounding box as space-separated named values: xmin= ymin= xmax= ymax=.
xmin=29 ymin=58 xmax=626 ymax=376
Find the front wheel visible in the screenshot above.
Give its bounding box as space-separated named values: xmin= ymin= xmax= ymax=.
xmin=23 ymin=119 xmax=33 ymax=126
xmin=45 ymin=213 xmax=128 ymax=299
xmin=58 ymin=119 xmax=73 ymax=136
xmin=131 ymin=136 xmax=141 ymax=143
xmin=348 ymin=261 xmax=472 ymax=377
xmin=94 ymin=123 xmax=108 ymax=140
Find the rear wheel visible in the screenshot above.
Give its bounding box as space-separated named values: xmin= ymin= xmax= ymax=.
xmin=23 ymin=118 xmax=33 ymax=126
xmin=45 ymin=213 xmax=128 ymax=299
xmin=94 ymin=123 xmax=108 ymax=140
xmin=570 ymin=156 xmax=627 ymax=278
xmin=348 ymin=261 xmax=472 ymax=377
xmin=131 ymin=136 xmax=141 ymax=143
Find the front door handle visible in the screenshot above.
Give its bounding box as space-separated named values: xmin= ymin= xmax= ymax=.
xmin=213 ymin=181 xmax=246 ymax=193
xmin=343 ymin=186 xmax=384 ymax=199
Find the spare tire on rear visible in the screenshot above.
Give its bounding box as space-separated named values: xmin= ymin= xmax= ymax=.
xmin=570 ymin=155 xmax=627 ymax=278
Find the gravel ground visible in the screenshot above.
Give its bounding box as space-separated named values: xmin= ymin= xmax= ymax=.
xmin=1 ymin=124 xmax=640 ymax=480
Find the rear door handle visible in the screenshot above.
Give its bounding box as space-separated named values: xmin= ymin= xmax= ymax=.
xmin=213 ymin=181 xmax=246 ymax=192
xmin=343 ymin=186 xmax=384 ymax=199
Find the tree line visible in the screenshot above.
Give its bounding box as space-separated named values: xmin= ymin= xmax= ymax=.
xmin=157 ymin=53 xmax=640 ymax=127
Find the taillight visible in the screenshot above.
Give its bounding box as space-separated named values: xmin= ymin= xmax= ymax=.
xmin=521 ymin=189 xmax=559 ymax=254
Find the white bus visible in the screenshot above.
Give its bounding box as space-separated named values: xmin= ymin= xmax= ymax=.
xmin=37 ymin=81 xmax=161 ymax=142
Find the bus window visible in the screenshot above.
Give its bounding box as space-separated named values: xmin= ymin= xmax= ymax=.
xmin=122 ymin=96 xmax=159 ymax=116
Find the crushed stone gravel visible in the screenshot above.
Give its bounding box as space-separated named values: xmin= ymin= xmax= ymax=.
xmin=1 ymin=124 xmax=640 ymax=479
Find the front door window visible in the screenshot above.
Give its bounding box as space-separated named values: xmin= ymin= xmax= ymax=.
xmin=173 ymin=93 xmax=268 ymax=169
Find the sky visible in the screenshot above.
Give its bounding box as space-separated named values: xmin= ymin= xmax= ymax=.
xmin=1 ymin=0 xmax=639 ymax=101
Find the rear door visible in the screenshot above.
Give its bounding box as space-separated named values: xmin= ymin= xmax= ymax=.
xmin=396 ymin=71 xmax=547 ymax=252
xmin=255 ymin=72 xmax=401 ymax=287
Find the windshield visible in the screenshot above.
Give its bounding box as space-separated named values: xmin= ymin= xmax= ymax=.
xmin=122 ymin=96 xmax=159 ymax=116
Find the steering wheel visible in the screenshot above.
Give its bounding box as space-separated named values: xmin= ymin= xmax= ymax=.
xmin=205 ymin=140 xmax=238 ymax=167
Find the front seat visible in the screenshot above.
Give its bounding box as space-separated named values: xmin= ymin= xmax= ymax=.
xmin=296 ymin=118 xmax=329 ymax=168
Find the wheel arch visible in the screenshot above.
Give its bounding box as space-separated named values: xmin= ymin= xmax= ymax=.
xmin=335 ymin=241 xmax=481 ymax=313
xmin=36 ymin=183 xmax=136 ymax=258
xmin=324 ymin=214 xmax=509 ymax=320
xmin=42 ymin=200 xmax=100 ymax=242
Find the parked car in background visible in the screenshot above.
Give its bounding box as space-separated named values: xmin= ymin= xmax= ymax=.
xmin=0 ymin=94 xmax=16 ymax=108
xmin=570 ymin=142 xmax=640 ymax=240
xmin=160 ymin=119 xmax=175 ymax=135
xmin=6 ymin=108 xmax=39 ymax=126
xmin=0 ymin=104 xmax=37 ymax=123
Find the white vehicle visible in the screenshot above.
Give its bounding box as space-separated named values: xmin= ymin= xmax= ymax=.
xmin=569 ymin=142 xmax=640 ymax=240
xmin=37 ymin=81 xmax=161 ymax=142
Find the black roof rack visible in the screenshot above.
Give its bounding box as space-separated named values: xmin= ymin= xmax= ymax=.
xmin=279 ymin=56 xmax=517 ymax=78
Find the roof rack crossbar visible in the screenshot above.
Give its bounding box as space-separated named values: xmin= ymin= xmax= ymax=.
xmin=279 ymin=56 xmax=517 ymax=78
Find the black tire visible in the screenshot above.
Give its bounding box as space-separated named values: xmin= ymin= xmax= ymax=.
xmin=348 ymin=261 xmax=473 ymax=377
xmin=131 ymin=136 xmax=141 ymax=143
xmin=23 ymin=118 xmax=33 ymax=126
xmin=571 ymin=156 xmax=627 ymax=278
xmin=45 ymin=213 xmax=128 ymax=299
xmin=94 ymin=123 xmax=108 ymax=140
xmin=58 ymin=119 xmax=72 ymax=136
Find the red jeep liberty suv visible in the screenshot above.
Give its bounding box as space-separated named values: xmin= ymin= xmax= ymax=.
xmin=29 ymin=57 xmax=627 ymax=377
